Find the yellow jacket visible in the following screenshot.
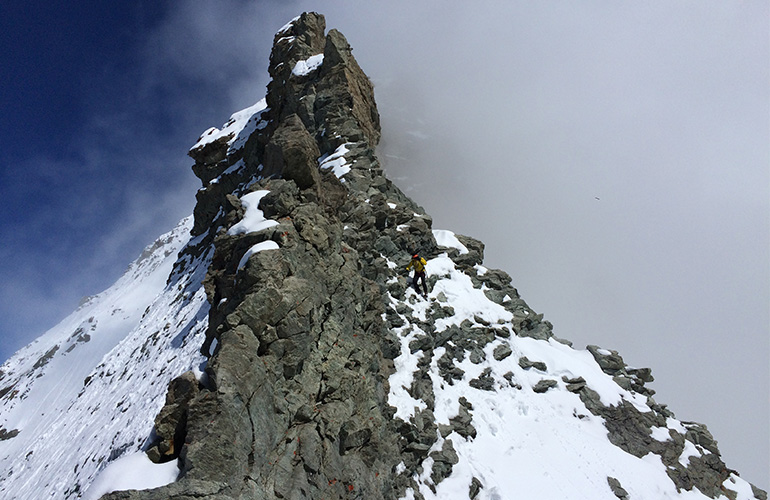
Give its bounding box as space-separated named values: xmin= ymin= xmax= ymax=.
xmin=407 ymin=257 xmax=427 ymax=273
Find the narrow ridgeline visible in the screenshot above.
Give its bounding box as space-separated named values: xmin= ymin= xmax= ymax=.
xmin=0 ymin=11 xmax=762 ymax=500
xmin=103 ymin=12 xmax=763 ymax=500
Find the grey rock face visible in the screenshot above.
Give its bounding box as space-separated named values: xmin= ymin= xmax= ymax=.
xmin=262 ymin=114 xmax=321 ymax=190
xmin=146 ymin=371 xmax=200 ymax=463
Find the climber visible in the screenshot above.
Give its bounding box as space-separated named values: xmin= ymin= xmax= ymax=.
xmin=406 ymin=252 xmax=428 ymax=298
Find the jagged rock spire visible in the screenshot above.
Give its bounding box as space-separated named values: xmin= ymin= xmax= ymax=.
xmin=187 ymin=12 xmax=382 ymax=238
xmin=107 ymin=13 xmax=419 ymax=499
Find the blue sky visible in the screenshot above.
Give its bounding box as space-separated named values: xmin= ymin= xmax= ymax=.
xmin=0 ymin=0 xmax=767 ymax=489
xmin=2 ymin=2 xmax=174 ymax=334
xmin=0 ymin=1 xmax=275 ymax=352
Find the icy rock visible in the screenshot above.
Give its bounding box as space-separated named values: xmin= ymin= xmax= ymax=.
xmin=607 ymin=476 xmax=629 ymax=499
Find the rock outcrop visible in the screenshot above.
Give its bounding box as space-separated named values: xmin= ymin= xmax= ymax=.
xmin=105 ymin=12 xmax=413 ymax=500
xmin=102 ymin=12 xmax=765 ymax=500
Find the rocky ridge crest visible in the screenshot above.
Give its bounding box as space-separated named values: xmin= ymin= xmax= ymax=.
xmin=104 ymin=12 xmax=765 ymax=500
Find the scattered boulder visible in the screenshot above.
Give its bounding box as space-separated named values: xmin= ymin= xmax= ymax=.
xmin=429 ymin=439 xmax=459 ymax=485
xmin=532 ymin=379 xmax=558 ymax=393
xmin=449 ymin=404 xmax=476 ymax=440
xmin=503 ymin=371 xmax=522 ymax=389
xmin=519 ymin=356 xmax=547 ymax=371
xmin=469 ymin=477 xmax=483 ymax=499
xmin=469 ymin=368 xmax=496 ymax=391
xmin=493 ymin=343 xmax=512 ymax=361
xmin=607 ymin=476 xmax=629 ymax=499
xmin=562 ymin=376 xmax=587 ymax=393
xmin=0 ymin=427 xmax=19 ymax=441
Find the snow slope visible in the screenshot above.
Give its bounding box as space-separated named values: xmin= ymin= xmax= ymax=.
xmin=388 ymin=235 xmax=759 ymax=500
xmin=0 ymin=95 xmax=272 ymax=499
xmin=0 ymin=216 xmax=212 ymax=499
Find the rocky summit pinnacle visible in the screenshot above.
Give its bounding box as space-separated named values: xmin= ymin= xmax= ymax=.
xmin=0 ymin=11 xmax=764 ymax=500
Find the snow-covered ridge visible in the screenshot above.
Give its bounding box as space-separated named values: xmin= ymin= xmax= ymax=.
xmin=190 ymin=98 xmax=268 ymax=155
xmin=2 ymin=8 xmax=763 ymax=498
xmin=386 ymin=231 xmax=759 ymax=500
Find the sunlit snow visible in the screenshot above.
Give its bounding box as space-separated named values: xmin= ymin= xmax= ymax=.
xmin=82 ymin=452 xmax=179 ymax=500
xmin=292 ymin=53 xmax=324 ymax=76
xmin=433 ymin=229 xmax=469 ymax=255
xmin=318 ymin=143 xmax=353 ymax=178
xmin=228 ymin=190 xmax=279 ymax=236
xmin=238 ymin=240 xmax=280 ymax=269
xmin=190 ymin=99 xmax=267 ymax=154
xmin=387 ymin=253 xmax=758 ymax=500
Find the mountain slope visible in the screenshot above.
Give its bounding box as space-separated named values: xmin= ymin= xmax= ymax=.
xmin=0 ymin=11 xmax=764 ymax=500
xmin=0 ymin=217 xmax=212 ymax=498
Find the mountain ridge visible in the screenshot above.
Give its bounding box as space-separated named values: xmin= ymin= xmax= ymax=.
xmin=0 ymin=11 xmax=764 ymax=500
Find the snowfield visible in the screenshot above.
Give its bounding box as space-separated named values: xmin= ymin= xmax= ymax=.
xmin=0 ymin=217 xmax=211 ymax=499
xmin=386 ymin=232 xmax=758 ymax=500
